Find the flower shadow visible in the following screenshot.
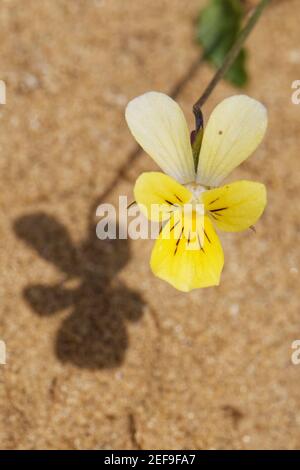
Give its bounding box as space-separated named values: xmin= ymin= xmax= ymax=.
xmin=13 ymin=208 xmax=145 ymax=369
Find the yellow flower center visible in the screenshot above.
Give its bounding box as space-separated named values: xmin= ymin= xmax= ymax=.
xmin=184 ymin=182 xmax=207 ymax=214
xmin=184 ymin=182 xmax=207 ymax=200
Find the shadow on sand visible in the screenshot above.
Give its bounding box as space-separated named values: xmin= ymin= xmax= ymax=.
xmin=13 ymin=202 xmax=145 ymax=370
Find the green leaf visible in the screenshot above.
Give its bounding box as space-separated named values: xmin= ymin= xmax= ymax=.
xmin=196 ymin=0 xmax=248 ymax=87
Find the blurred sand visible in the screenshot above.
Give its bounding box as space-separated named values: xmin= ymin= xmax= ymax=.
xmin=0 ymin=0 xmax=299 ymax=449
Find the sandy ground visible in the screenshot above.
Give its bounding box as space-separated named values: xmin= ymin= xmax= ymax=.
xmin=0 ymin=0 xmax=299 ymax=450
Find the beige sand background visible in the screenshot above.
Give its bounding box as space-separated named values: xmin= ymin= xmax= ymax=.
xmin=0 ymin=0 xmax=299 ymax=450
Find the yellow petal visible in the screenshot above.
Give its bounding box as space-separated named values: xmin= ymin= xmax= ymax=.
xmin=125 ymin=92 xmax=195 ymax=184
xmin=134 ymin=172 xmax=192 ymax=221
xmin=150 ymin=214 xmax=224 ymax=292
xmin=202 ymin=180 xmax=267 ymax=232
xmin=197 ymin=95 xmax=268 ymax=186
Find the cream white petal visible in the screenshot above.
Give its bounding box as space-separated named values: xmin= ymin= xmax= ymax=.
xmin=196 ymin=95 xmax=268 ymax=186
xmin=125 ymin=91 xmax=195 ymax=184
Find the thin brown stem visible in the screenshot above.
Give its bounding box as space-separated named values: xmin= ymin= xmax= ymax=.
xmin=192 ymin=0 xmax=271 ymax=168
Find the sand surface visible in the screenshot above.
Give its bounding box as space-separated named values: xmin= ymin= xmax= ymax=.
xmin=0 ymin=0 xmax=299 ymax=449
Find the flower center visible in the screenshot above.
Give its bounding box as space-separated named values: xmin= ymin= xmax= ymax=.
xmin=184 ymin=182 xmax=206 ymax=202
xmin=184 ymin=182 xmax=206 ymax=215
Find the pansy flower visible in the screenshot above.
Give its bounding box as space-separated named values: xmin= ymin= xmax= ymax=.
xmin=125 ymin=92 xmax=267 ymax=292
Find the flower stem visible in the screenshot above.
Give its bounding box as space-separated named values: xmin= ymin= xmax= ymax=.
xmin=192 ymin=0 xmax=271 ymax=168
